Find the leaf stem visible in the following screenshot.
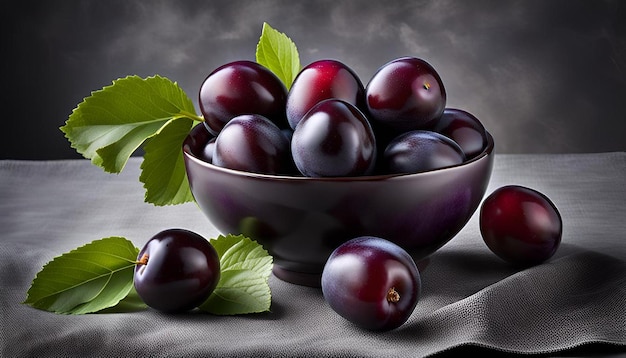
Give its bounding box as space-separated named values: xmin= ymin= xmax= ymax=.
xmin=177 ymin=110 xmax=204 ymax=123
xmin=135 ymin=253 xmax=149 ymax=266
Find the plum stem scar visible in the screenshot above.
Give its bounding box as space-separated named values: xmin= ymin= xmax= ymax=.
xmin=387 ymin=287 xmax=400 ymax=303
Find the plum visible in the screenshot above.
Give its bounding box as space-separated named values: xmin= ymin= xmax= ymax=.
xmin=134 ymin=229 xmax=220 ymax=312
xmin=321 ymin=236 xmax=421 ymax=331
xmin=480 ymin=185 xmax=562 ymax=266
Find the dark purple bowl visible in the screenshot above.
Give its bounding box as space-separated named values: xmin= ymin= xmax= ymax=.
xmin=183 ymin=124 xmax=494 ymax=286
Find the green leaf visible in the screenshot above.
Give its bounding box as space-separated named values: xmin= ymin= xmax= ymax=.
xmin=98 ymin=286 xmax=147 ymax=313
xmin=210 ymin=234 xmax=273 ymax=278
xmin=60 ymin=75 xmax=202 ymax=206
xmin=199 ymin=234 xmax=273 ymax=315
xmin=24 ymin=237 xmax=140 ymax=315
xmin=200 ymin=269 xmax=271 ymax=315
xmin=139 ymin=117 xmax=195 ymax=206
xmin=256 ymin=22 xmax=301 ymax=90
xmin=60 ymin=75 xmax=201 ymax=174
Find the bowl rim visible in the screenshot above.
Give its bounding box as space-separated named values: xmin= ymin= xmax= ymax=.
xmin=182 ymin=128 xmax=494 ymax=183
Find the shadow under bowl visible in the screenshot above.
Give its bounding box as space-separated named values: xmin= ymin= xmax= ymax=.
xmin=183 ymin=124 xmax=495 ymax=287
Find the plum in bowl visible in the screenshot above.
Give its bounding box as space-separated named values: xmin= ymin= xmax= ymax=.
xmin=183 ymin=124 xmax=494 ymax=286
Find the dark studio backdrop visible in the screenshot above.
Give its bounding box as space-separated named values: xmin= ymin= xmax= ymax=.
xmin=2 ymin=0 xmax=625 ymax=160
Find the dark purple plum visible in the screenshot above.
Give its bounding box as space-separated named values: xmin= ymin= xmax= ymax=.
xmin=134 ymin=229 xmax=220 ymax=313
xmin=291 ymin=99 xmax=376 ymax=177
xmin=286 ymin=59 xmax=365 ymax=129
xmin=429 ymin=108 xmax=488 ymax=159
xmin=199 ymin=60 xmax=288 ymax=135
xmin=383 ymin=130 xmax=465 ymax=174
xmin=213 ymin=114 xmax=292 ymax=175
xmin=366 ymin=57 xmax=446 ymax=131
xmin=480 ymin=185 xmax=562 ymax=266
xmin=321 ymin=236 xmax=421 ymax=331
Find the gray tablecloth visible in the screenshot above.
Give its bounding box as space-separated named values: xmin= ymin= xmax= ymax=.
xmin=1 ymin=154 xmax=625 ymax=357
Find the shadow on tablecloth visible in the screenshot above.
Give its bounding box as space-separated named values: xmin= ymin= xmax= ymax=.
xmin=388 ymin=248 xmax=626 ymax=356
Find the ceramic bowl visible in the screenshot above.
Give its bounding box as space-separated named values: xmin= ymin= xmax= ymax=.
xmin=183 ymin=124 xmax=494 ymax=286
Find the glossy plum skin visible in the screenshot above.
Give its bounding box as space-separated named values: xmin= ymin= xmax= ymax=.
xmin=199 ymin=60 xmax=288 ymax=135
xmin=383 ymin=130 xmax=466 ymax=174
xmin=183 ymin=124 xmax=495 ymax=286
xmin=213 ymin=114 xmax=293 ymax=175
xmin=134 ymin=229 xmax=220 ymax=312
xmin=286 ymin=59 xmax=365 ymax=129
xmin=429 ymin=108 xmax=488 ymax=159
xmin=480 ymin=185 xmax=562 ymax=266
xmin=321 ymin=236 xmax=421 ymax=331
xmin=291 ymin=99 xmax=376 ymax=177
xmin=366 ymin=57 xmax=446 ymax=131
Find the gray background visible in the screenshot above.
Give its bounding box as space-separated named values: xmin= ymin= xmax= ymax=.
xmin=2 ymin=0 xmax=625 ymax=160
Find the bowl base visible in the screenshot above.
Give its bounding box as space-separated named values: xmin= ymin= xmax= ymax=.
xmin=272 ymin=265 xmax=322 ymax=287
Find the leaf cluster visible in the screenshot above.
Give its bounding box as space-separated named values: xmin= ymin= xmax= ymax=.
xmin=24 ymin=235 xmax=273 ymax=315
xmin=44 ymin=22 xmax=297 ymax=316
xmin=60 ymin=23 xmax=300 ymax=206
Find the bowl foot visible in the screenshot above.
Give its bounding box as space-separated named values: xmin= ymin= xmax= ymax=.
xmin=272 ymin=266 xmax=322 ymax=287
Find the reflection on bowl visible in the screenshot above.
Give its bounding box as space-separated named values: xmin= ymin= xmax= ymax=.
xmin=183 ymin=124 xmax=494 ymax=286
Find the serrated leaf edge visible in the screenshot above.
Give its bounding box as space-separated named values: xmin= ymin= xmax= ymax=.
xmin=200 ymin=234 xmax=274 ymax=315
xmin=211 ymin=234 xmax=273 ymax=279
xmin=138 ymin=116 xmax=195 ymax=206
xmin=199 ymin=269 xmax=272 ymax=315
xmin=256 ymin=22 xmax=301 ymax=90
xmin=60 ymin=74 xmax=202 ymax=174
xmin=23 ymin=237 xmax=139 ymax=315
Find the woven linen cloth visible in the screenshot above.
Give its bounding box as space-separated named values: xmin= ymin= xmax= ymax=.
xmin=1 ymin=154 xmax=625 ymax=357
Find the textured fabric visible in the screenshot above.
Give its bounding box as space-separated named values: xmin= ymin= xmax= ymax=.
xmin=1 ymin=154 xmax=625 ymax=357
